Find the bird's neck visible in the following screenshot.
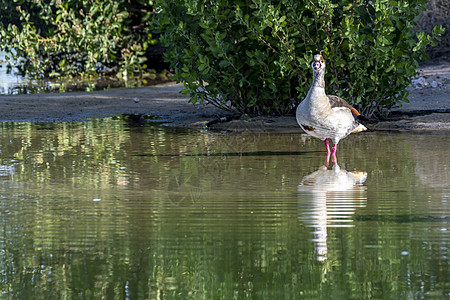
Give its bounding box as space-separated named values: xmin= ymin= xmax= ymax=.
xmin=312 ymin=69 xmax=325 ymax=88
xmin=305 ymin=68 xmax=331 ymax=115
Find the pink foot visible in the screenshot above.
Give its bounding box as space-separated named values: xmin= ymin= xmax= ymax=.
xmin=331 ymin=144 xmax=338 ymax=165
xmin=324 ymin=139 xmax=331 ymax=167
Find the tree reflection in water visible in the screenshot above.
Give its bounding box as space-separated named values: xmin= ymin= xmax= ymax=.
xmin=0 ymin=120 xmax=448 ymax=299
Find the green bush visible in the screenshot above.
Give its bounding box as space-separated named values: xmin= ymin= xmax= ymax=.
xmin=156 ymin=0 xmax=444 ymax=116
xmin=0 ymin=0 xmax=157 ymax=79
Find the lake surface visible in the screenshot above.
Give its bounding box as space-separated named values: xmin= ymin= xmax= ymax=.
xmin=0 ymin=117 xmax=448 ymax=299
xmin=0 ymin=51 xmax=166 ymax=95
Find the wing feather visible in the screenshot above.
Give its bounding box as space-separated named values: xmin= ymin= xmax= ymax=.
xmin=327 ymin=95 xmax=369 ymax=121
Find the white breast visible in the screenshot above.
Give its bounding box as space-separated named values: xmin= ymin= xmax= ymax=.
xmin=296 ymin=90 xmax=357 ymax=144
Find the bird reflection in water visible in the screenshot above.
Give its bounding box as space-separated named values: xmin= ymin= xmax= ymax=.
xmin=297 ymin=162 xmax=368 ymax=261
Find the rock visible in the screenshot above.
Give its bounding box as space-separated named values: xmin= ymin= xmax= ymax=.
xmin=411 ymin=77 xmax=427 ymax=88
xmin=410 ymin=77 xmax=441 ymax=88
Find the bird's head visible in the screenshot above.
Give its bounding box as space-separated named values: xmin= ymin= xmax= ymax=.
xmin=311 ymin=54 xmax=325 ymax=72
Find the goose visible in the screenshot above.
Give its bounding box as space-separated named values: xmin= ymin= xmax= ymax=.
xmin=296 ymin=54 xmax=367 ymax=165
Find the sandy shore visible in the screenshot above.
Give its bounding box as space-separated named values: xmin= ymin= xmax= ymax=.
xmin=0 ymin=63 xmax=448 ymax=132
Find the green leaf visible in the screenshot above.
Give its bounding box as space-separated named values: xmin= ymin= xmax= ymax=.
xmin=199 ymin=22 xmax=209 ymax=29
xmin=385 ymin=64 xmax=395 ymax=73
xmin=218 ymin=60 xmax=231 ymax=68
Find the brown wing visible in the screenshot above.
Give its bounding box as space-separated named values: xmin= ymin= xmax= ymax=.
xmin=327 ymin=95 xmax=361 ymax=117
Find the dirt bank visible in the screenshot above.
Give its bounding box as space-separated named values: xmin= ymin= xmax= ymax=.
xmin=372 ymin=62 xmax=450 ymax=131
xmin=0 ymin=63 xmax=448 ymax=133
xmin=0 ymin=82 xmax=223 ymax=126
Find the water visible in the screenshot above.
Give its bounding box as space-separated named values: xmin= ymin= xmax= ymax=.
xmin=0 ymin=118 xmax=448 ymax=299
xmin=0 ymin=51 xmax=167 ymax=95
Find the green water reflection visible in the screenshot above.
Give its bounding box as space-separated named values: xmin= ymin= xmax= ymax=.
xmin=0 ymin=118 xmax=448 ymax=299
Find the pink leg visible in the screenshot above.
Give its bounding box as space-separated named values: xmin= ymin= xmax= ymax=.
xmin=324 ymin=139 xmax=331 ymax=167
xmin=331 ymin=144 xmax=337 ymax=164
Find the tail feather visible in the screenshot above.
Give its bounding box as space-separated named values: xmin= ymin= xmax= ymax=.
xmin=356 ymin=116 xmax=373 ymax=132
xmin=352 ymin=124 xmax=367 ymax=133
